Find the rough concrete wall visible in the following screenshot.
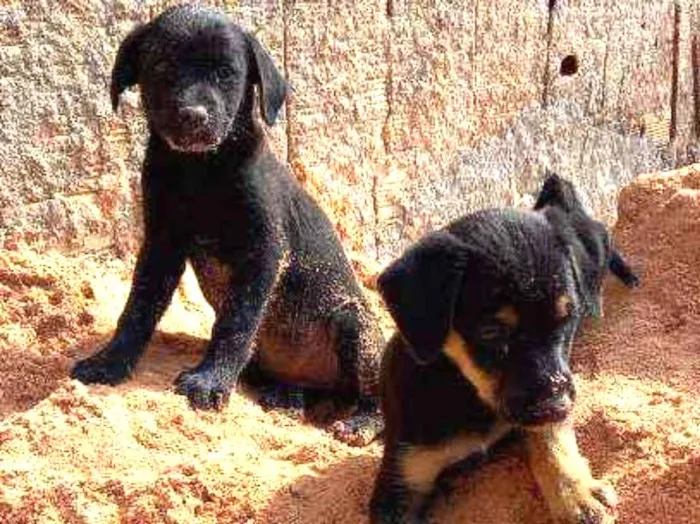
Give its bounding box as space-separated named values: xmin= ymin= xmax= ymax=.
xmin=377 ymin=1 xmax=551 ymax=259
xmin=285 ymin=0 xmax=389 ymax=256
xmin=0 ymin=0 xmax=697 ymax=265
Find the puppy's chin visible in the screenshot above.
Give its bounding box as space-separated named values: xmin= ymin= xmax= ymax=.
xmin=504 ymin=396 xmax=573 ymax=429
xmin=163 ymin=135 xmax=221 ymax=154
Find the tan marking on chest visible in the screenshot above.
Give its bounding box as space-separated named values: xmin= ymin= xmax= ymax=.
xmin=442 ymin=330 xmax=500 ymax=410
xmin=401 ymin=422 xmax=512 ymax=494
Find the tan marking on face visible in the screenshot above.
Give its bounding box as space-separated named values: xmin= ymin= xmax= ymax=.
xmin=555 ymin=294 xmax=573 ymax=320
xmin=525 ymin=422 xmax=618 ymax=522
xmin=495 ymin=305 xmax=519 ymax=327
xmin=442 ymin=331 xmax=500 ymax=409
xmin=401 ymin=422 xmax=511 ymax=494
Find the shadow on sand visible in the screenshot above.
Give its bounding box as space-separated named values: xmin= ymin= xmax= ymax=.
xmin=0 ymin=330 xmax=209 ymax=419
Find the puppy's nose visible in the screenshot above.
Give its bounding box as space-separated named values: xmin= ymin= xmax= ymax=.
xmin=179 ymin=105 xmax=209 ymax=129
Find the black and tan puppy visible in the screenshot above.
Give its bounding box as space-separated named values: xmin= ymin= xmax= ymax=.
xmin=70 ymin=5 xmax=383 ymax=445
xmin=370 ymin=174 xmax=638 ymax=522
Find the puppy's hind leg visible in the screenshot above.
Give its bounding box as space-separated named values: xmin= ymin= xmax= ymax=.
xmin=310 ymin=302 xmax=384 ymax=446
xmin=329 ymin=396 xmax=384 ymax=447
xmin=240 ymin=359 xmax=306 ymax=418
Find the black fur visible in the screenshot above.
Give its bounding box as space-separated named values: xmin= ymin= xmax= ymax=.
xmin=377 ymin=231 xmax=468 ymax=365
xmin=71 ymin=5 xmax=383 ymax=445
xmin=534 ymin=172 xmax=640 ymax=289
xmin=370 ymin=174 xmax=638 ymax=522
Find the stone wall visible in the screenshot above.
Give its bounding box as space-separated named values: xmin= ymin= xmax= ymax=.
xmin=0 ymin=0 xmax=697 ymax=264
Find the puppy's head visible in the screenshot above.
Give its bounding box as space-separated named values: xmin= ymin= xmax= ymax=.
xmin=378 ymin=209 xmax=601 ymax=427
xmin=111 ymin=5 xmax=288 ymax=153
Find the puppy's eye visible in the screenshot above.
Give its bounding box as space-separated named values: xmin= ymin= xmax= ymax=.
xmin=153 ymin=61 xmax=170 ymax=75
xmin=479 ymin=324 xmax=508 ymax=342
xmin=214 ymin=66 xmax=236 ymax=82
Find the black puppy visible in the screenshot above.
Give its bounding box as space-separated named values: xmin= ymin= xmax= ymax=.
xmin=71 ymin=5 xmax=383 ymax=445
xmin=370 ymin=174 xmax=638 ymax=522
xmin=534 ymin=173 xmax=640 ymax=291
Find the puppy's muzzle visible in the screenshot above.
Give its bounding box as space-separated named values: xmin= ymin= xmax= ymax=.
xmin=504 ymin=371 xmax=575 ymax=427
xmin=165 ymin=105 xmax=220 ymax=153
xmin=179 ymin=105 xmax=210 ymax=131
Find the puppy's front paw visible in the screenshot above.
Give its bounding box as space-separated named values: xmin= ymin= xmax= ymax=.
xmin=551 ymin=478 xmax=617 ymax=524
xmin=71 ymin=353 xmax=132 ymax=385
xmin=174 ymin=368 xmax=231 ymax=410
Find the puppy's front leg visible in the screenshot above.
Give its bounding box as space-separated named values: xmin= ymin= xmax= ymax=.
xmin=525 ymin=422 xmax=617 ymax=524
xmin=174 ymin=250 xmax=281 ymax=410
xmin=370 ymin=447 xmax=431 ymax=524
xmin=71 ymin=239 xmax=186 ymax=384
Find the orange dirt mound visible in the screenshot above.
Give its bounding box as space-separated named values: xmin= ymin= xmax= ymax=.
xmin=1 ymin=167 xmax=700 ymax=523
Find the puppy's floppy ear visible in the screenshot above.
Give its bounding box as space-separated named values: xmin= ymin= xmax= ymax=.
xmin=378 ymin=231 xmax=468 ymax=365
xmin=246 ymin=33 xmax=288 ymax=126
xmin=110 ymin=23 xmax=151 ymax=112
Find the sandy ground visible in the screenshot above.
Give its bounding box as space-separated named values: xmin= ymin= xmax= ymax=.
xmin=1 ymin=166 xmax=700 ymax=523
